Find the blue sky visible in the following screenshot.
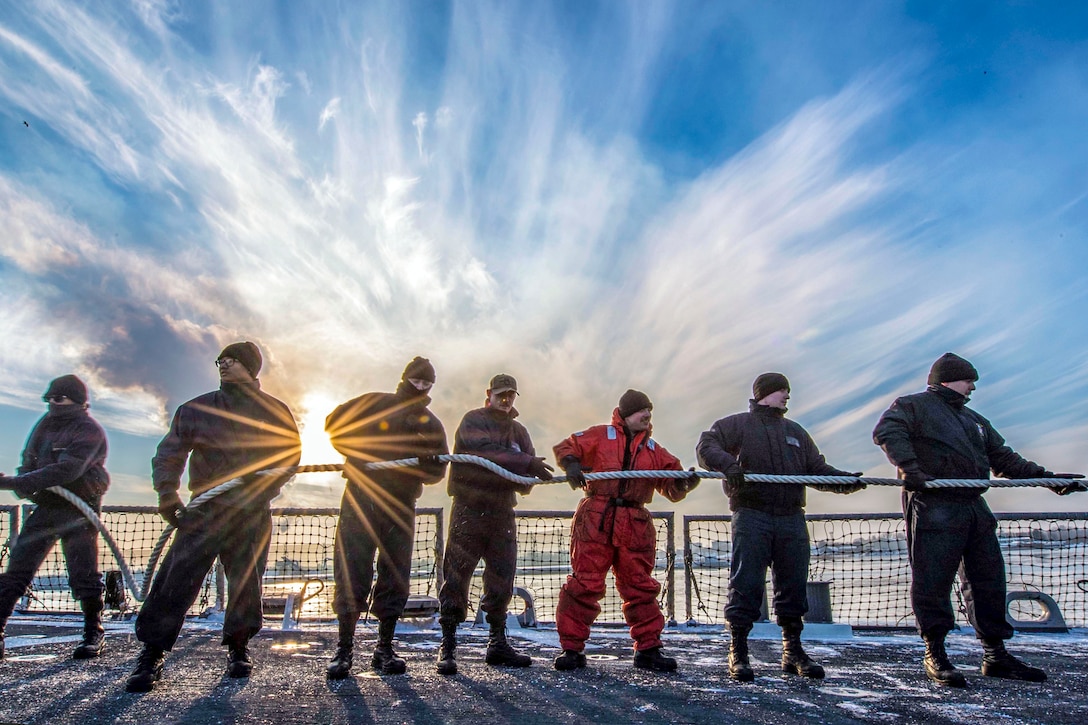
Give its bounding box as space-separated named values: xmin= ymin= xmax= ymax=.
xmin=1 ymin=1 xmax=1086 ymax=515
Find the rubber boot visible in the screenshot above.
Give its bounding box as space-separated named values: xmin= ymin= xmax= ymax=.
xmin=981 ymin=638 xmax=1046 ymax=682
xmin=633 ymin=646 xmax=678 ymax=672
xmin=554 ymin=649 xmax=587 ymax=671
xmin=728 ymin=624 xmax=754 ymax=682
xmin=73 ymin=597 xmax=105 ymax=660
xmin=780 ymin=618 xmax=824 ymax=678
xmin=226 ymin=635 xmax=253 ymax=678
xmin=326 ymin=615 xmax=356 ymax=680
xmin=436 ymin=619 xmax=458 ymax=675
xmin=485 ymin=613 xmax=531 ymax=668
xmin=125 ymin=644 xmax=166 ymax=692
xmin=923 ymin=633 xmax=967 ymax=687
xmin=372 ymin=617 xmax=407 ymax=675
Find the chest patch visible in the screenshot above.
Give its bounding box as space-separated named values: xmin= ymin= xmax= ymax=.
xmin=785 ymin=436 xmax=801 ymax=449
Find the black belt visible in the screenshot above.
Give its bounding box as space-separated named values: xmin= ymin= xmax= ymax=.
xmin=597 ymin=496 xmax=642 ymax=509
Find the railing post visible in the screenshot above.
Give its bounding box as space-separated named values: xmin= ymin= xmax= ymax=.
xmin=683 ymin=516 xmax=692 ymax=624
xmin=434 ymin=507 xmax=445 ymax=593
xmin=664 ymin=512 xmax=675 ymax=625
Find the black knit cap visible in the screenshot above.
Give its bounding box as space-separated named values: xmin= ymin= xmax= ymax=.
xmin=44 ymin=374 xmax=88 ymax=405
xmin=617 ymin=389 xmax=653 ymax=418
xmin=402 ymin=356 xmax=436 ymax=383
xmin=219 ymin=341 xmax=262 ymax=378
xmin=752 ymin=372 xmax=790 ymax=402
xmin=928 ymin=352 xmax=978 ymax=385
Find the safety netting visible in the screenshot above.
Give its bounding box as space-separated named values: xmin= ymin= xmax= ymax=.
xmin=683 ymin=513 xmax=1088 ymax=628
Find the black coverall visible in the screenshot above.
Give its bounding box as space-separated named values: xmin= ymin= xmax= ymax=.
xmin=438 ymin=405 xmax=537 ymax=625
xmin=873 ymin=384 xmax=1049 ymax=640
xmin=325 ymin=382 xmax=448 ymax=619
xmin=0 ymin=406 xmax=110 ymax=618
xmin=697 ymin=402 xmax=854 ymax=628
xmin=135 ymin=381 xmax=300 ymax=650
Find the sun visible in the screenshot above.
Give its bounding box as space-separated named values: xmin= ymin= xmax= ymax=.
xmin=297 ymin=393 xmax=342 ymax=465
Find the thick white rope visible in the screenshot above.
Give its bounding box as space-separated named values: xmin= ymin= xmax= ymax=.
xmin=36 ymin=455 xmax=1079 ymax=602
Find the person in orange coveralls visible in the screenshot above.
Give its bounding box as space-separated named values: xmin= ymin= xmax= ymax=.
xmin=552 ymin=389 xmax=699 ymax=673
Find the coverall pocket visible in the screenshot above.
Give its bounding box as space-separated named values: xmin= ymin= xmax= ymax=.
xmin=572 ymin=502 xmax=610 ymax=546
xmin=616 ymin=508 xmax=655 ymax=552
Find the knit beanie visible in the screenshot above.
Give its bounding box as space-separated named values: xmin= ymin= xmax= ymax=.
xmin=44 ymin=374 xmax=88 ymax=405
xmin=219 ymin=341 xmax=263 ymax=378
xmin=618 ymin=389 xmax=653 ymax=418
xmin=402 ymin=356 xmax=437 ymax=383
xmin=928 ymin=353 xmax=978 ymax=386
xmin=752 ymin=372 xmax=790 ymax=402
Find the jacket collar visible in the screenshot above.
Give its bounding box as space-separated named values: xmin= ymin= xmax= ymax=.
xmin=749 ymin=399 xmax=787 ymax=418
xmin=928 ymin=384 xmax=967 ymax=409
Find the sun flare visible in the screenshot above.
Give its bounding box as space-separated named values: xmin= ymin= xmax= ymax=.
xmin=297 ymin=393 xmax=341 ymax=466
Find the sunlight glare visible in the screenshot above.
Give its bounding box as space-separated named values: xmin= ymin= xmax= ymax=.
xmin=297 ymin=393 xmax=341 ymax=465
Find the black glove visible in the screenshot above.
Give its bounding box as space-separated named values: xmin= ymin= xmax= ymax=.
xmin=724 ymin=463 xmax=745 ymax=496
xmin=157 ymin=490 xmax=186 ymax=528
xmin=528 ymin=457 xmax=554 ymax=481
xmin=677 ymin=467 xmax=701 ymax=493
xmin=839 ymin=472 xmax=866 ymax=494
xmin=1043 ymin=472 xmax=1087 ymax=496
xmin=564 ymin=460 xmax=587 ymax=490
xmin=902 ymin=469 xmax=933 ymax=493
xmin=417 ymin=454 xmax=443 ymax=468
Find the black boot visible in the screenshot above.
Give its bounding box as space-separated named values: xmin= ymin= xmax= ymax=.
xmin=125 ymin=644 xmax=166 ymax=692
xmin=554 ymin=649 xmax=587 ymax=671
xmin=326 ymin=615 xmax=356 ymax=680
xmin=73 ymin=598 xmax=105 ymax=660
xmin=728 ymin=624 xmax=754 ymax=682
xmin=372 ymin=617 xmax=407 ymax=675
xmin=923 ymin=633 xmax=967 ymax=687
xmin=981 ymin=638 xmax=1046 ymax=682
xmin=485 ymin=614 xmax=531 ymax=668
xmin=633 ymin=646 xmax=678 ymax=673
xmin=436 ymin=619 xmax=458 ymax=675
xmin=226 ymin=636 xmax=253 ymax=678
xmin=780 ymin=618 xmax=824 ymax=679
xmin=1 ymin=594 xmax=15 ymax=660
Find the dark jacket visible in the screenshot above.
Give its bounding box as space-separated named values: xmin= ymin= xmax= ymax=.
xmin=873 ymin=384 xmax=1047 ymax=499
xmin=448 ymin=405 xmax=537 ymax=511
xmin=152 ymin=381 xmax=301 ymax=509
xmin=697 ymin=401 xmax=852 ymax=515
xmin=11 ymin=405 xmax=109 ymax=507
xmin=326 ymin=381 xmax=449 ymax=502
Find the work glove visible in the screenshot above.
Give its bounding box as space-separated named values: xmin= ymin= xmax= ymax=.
xmin=157 ymin=490 xmax=186 ymax=528
xmin=527 ymin=457 xmax=554 ymax=481
xmin=723 ymin=463 xmax=745 ymax=496
xmin=1043 ymin=472 xmax=1087 ymax=496
xmin=815 ymin=472 xmax=867 ymax=494
xmin=902 ymin=469 xmax=933 ymax=493
xmin=840 ymin=472 xmax=867 ymax=494
xmin=564 ymin=460 xmax=587 ymax=491
xmin=677 ymin=467 xmax=701 ymax=493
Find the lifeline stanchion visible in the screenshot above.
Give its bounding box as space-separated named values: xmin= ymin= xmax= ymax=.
xmin=40 ymin=455 xmax=1082 ymax=602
